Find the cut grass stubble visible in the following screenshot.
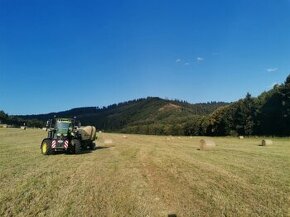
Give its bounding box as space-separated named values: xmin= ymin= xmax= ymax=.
xmin=0 ymin=129 xmax=290 ymax=217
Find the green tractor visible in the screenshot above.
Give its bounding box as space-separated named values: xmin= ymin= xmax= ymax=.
xmin=40 ymin=118 xmax=97 ymax=155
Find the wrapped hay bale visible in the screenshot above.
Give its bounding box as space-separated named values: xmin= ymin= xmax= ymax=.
xmin=261 ymin=139 xmax=273 ymax=146
xmin=78 ymin=126 xmax=96 ymax=141
xmin=199 ymin=139 xmax=216 ymax=150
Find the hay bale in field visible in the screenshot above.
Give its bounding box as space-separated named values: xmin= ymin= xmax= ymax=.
xmin=122 ymin=135 xmax=128 ymax=139
xmin=261 ymin=139 xmax=273 ymax=146
xmin=199 ymin=139 xmax=216 ymax=150
xmin=104 ymin=139 xmax=113 ymax=144
xmin=239 ymin=136 xmax=244 ymax=139
xmin=20 ymin=126 xmax=26 ymax=130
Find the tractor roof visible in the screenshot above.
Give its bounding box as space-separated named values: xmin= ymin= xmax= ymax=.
xmin=55 ymin=118 xmax=73 ymax=123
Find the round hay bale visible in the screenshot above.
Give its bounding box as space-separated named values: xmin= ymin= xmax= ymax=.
xmin=261 ymin=139 xmax=273 ymax=146
xmin=122 ymin=135 xmax=128 ymax=139
xmin=104 ymin=139 xmax=113 ymax=144
xmin=199 ymin=139 xmax=216 ymax=150
xmin=239 ymin=136 xmax=244 ymax=139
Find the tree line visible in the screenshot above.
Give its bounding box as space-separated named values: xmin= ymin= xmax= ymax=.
xmin=122 ymin=75 xmax=290 ymax=136
xmin=0 ymin=111 xmax=43 ymax=128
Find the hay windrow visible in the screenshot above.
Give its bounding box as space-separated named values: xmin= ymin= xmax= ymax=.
xmin=104 ymin=139 xmax=113 ymax=144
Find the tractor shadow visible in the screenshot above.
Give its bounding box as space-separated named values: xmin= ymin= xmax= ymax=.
xmin=54 ymin=146 xmax=110 ymax=155
xmin=78 ymin=146 xmax=110 ymax=155
xmin=95 ymin=146 xmax=110 ymax=150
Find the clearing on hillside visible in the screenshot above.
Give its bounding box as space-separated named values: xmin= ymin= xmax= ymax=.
xmin=0 ymin=129 xmax=289 ymax=217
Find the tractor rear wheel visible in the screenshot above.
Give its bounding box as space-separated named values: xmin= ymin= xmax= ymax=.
xmin=41 ymin=139 xmax=53 ymax=155
xmin=72 ymin=139 xmax=81 ymax=154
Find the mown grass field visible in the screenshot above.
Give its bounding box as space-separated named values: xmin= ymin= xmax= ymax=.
xmin=0 ymin=128 xmax=289 ymax=217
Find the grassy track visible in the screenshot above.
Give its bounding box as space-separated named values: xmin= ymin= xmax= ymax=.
xmin=0 ymin=128 xmax=289 ymax=217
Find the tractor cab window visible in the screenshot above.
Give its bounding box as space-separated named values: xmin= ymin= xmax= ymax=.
xmin=56 ymin=121 xmax=72 ymax=134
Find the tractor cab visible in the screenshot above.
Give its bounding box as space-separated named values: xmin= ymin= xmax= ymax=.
xmin=46 ymin=118 xmax=76 ymax=140
xmin=55 ymin=119 xmax=73 ymax=137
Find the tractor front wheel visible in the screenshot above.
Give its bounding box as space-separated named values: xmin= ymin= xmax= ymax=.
xmin=72 ymin=139 xmax=81 ymax=154
xmin=41 ymin=139 xmax=53 ymax=155
xmin=89 ymin=142 xmax=96 ymax=150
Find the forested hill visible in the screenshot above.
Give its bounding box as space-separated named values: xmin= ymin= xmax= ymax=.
xmin=3 ymin=74 xmax=290 ymax=136
xmin=16 ymin=97 xmax=228 ymax=133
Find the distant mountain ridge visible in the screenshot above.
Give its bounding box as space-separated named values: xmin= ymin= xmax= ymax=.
xmin=4 ymin=74 xmax=290 ymax=136
xmin=19 ymin=97 xmax=228 ymax=133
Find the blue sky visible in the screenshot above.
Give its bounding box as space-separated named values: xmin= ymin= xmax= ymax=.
xmin=0 ymin=0 xmax=290 ymax=114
